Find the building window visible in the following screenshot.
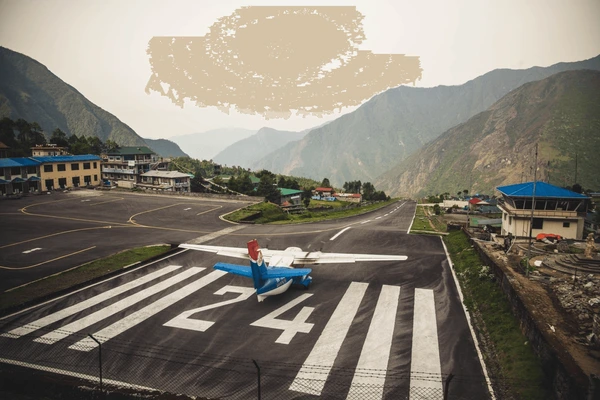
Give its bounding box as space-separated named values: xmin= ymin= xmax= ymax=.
xmin=93 ymin=162 xmax=97 ymax=168
xmin=532 ymin=218 xmax=544 ymax=229
xmin=83 ymin=162 xmax=91 ymax=170
xmin=84 ymin=175 xmax=91 ymax=184
xmin=72 ymin=176 xmax=80 ymax=187
xmin=71 ymin=163 xmax=80 ymax=171
xmin=44 ymin=165 xmax=53 ymax=173
xmin=10 ymin=167 xmax=20 ymax=175
xmin=26 ymin=166 xmax=36 ymax=174
xmin=563 ymin=222 xmax=570 ymax=228
xmin=58 ymin=177 xmax=67 ymax=188
xmin=94 ymin=174 xmax=98 ymax=181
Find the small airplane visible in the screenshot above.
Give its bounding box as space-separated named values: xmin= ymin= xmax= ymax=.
xmin=179 ymin=239 xmax=408 ymax=302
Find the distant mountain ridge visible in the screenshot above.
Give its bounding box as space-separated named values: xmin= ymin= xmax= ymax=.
xmin=144 ymin=138 xmax=189 ymax=158
xmin=169 ymin=128 xmax=257 ymax=161
xmin=375 ymin=69 xmax=600 ymax=197
xmin=0 ymin=46 xmax=147 ymax=146
xmin=252 ymin=54 xmax=600 ymax=186
xmin=214 ymin=126 xmax=314 ymax=168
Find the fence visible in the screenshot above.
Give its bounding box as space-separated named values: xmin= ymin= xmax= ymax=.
xmin=0 ymin=320 xmax=549 ymax=400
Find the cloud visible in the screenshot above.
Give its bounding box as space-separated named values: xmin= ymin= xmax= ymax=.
xmin=145 ymin=6 xmax=422 ymax=120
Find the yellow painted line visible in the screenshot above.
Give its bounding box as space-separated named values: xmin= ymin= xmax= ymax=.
xmin=127 ymin=202 xmax=199 ymax=224
xmin=0 ymin=246 xmax=97 ymax=270
xmin=0 ymin=226 xmax=129 ymax=249
xmin=196 ymin=205 xmax=222 ymax=216
xmin=19 ymin=209 xmax=131 ymax=227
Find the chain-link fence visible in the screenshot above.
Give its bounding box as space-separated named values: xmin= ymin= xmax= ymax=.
xmin=0 ymin=320 xmax=547 ymax=399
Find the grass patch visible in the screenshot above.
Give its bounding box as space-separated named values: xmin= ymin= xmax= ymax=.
xmin=410 ymin=205 xmax=447 ymax=233
xmin=224 ymin=200 xmax=396 ymax=224
xmin=443 ymin=231 xmax=551 ymax=399
xmin=0 ymin=245 xmax=171 ymax=313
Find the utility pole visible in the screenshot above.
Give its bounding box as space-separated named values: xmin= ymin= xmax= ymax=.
xmin=526 ymin=143 xmax=538 ymax=277
xmin=574 ymin=152 xmax=578 ymax=185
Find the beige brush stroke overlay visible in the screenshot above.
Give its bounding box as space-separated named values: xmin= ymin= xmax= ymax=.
xmin=145 ymin=6 xmax=422 ymax=119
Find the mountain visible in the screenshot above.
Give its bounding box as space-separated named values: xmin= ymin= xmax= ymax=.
xmin=252 ymin=55 xmax=600 ymax=186
xmin=375 ymin=70 xmax=600 ymax=198
xmin=213 ymin=127 xmax=311 ymax=168
xmin=0 ymin=46 xmax=146 ymax=146
xmin=144 ymin=138 xmax=189 ymax=158
xmin=169 ymin=128 xmax=257 ymax=161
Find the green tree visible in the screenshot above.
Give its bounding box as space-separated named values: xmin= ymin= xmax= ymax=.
xmin=321 ymin=178 xmax=331 ymax=188
xmin=0 ymin=117 xmax=17 ymax=148
xmin=49 ymin=128 xmax=69 ymax=147
xmin=362 ymin=182 xmax=375 ymax=200
xmin=257 ymin=174 xmax=280 ymax=203
xmin=302 ymin=187 xmax=313 ymax=208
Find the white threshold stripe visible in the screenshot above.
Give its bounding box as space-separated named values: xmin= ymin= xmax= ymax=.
xmin=409 ymin=289 xmax=442 ymax=397
xmin=440 ymin=237 xmax=496 ymax=399
xmin=1 ymin=225 xmax=246 ymax=321
xmin=0 ymin=357 xmax=158 ymax=392
xmin=2 ymin=265 xmax=185 ymax=339
xmin=360 ymin=220 xmax=371 ymax=224
xmin=330 ymin=227 xmax=351 ymax=241
xmin=71 ymin=270 xmax=228 ymax=351
xmin=34 ymin=267 xmax=205 ymax=345
xmin=290 ymin=282 xmax=368 ymax=395
xmin=347 ymin=285 xmax=400 ymax=400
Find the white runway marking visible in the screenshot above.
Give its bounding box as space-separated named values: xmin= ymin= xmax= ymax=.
xmin=34 ymin=267 xmax=205 ymax=345
xmin=360 ymin=220 xmax=371 ymax=224
xmin=410 ymin=288 xmax=442 ymax=396
xmin=22 ymin=248 xmax=42 ymax=254
xmin=2 ymin=265 xmax=184 ymax=339
xmin=71 ymin=270 xmax=228 ymax=350
xmin=251 ymin=293 xmax=315 ymax=344
xmin=330 ymin=227 xmax=351 ymax=241
xmin=375 ymin=216 xmax=382 ymax=220
xmin=347 ymin=285 xmax=400 ymax=399
xmin=184 ymin=207 xmax=191 ymax=211
xmin=290 ymin=282 xmax=368 ymax=395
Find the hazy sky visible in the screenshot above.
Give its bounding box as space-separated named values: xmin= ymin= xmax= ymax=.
xmin=1 ymin=0 xmax=599 ymax=140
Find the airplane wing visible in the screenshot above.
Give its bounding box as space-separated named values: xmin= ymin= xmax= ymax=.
xmin=264 ymin=267 xmax=312 ymax=278
xmin=179 ymin=244 xmax=253 ymax=261
xmin=180 ymin=243 xmax=407 ymax=265
xmin=213 ymin=262 xmax=253 ymax=278
xmin=286 ymin=251 xmax=408 ymax=264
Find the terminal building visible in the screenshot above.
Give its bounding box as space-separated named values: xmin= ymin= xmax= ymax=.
xmin=496 ymin=181 xmax=591 ymax=240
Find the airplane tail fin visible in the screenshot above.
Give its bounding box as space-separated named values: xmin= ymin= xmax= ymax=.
xmin=247 ymin=239 xmax=267 ymax=289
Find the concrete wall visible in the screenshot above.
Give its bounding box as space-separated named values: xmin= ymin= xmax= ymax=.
xmin=443 ymin=200 xmax=468 ymax=208
xmin=467 ymin=232 xmax=598 ymax=399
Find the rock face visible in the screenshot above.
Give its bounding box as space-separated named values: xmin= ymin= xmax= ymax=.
xmin=375 ymin=70 xmax=600 ymax=198
xmin=252 ymin=54 xmax=600 ymax=187
xmin=0 ymin=46 xmax=147 ymax=146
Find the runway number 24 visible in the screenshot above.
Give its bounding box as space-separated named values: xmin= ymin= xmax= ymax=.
xmin=163 ymin=285 xmax=315 ymax=344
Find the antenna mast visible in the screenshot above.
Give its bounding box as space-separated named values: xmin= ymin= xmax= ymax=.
xmin=526 ymin=143 xmax=538 ymax=276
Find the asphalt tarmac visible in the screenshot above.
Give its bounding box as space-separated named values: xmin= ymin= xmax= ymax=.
xmin=0 ymin=191 xmax=492 ymax=399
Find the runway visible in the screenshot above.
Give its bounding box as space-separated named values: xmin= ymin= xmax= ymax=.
xmin=0 ymin=192 xmax=491 ymax=399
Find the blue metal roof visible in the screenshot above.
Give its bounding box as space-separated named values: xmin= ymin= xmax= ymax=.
xmin=0 ymin=157 xmax=41 ymax=168
xmin=496 ymin=181 xmax=589 ymax=199
xmin=31 ymin=155 xmax=101 ymax=163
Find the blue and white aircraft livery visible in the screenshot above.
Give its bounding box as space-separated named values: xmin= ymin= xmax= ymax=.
xmin=179 ymin=239 xmax=408 ymax=302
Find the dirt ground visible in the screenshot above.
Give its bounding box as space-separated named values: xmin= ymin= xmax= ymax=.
xmin=471 ymin=235 xmax=600 ymax=383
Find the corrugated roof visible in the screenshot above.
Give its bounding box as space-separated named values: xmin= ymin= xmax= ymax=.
xmin=496 ymin=181 xmax=589 ymax=199
xmin=32 ymin=155 xmax=101 ymax=163
xmin=106 ymin=146 xmax=155 ymax=155
xmin=0 ymin=157 xmax=40 ymax=168
xmin=141 ymin=171 xmax=192 ymax=178
xmin=279 ymin=188 xmax=303 ymax=196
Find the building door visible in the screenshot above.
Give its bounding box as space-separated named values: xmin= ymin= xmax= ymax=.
xmin=58 ymin=178 xmax=67 ymax=189
xmin=72 ymin=176 xmax=80 ymax=187
xmin=45 ymin=179 xmax=54 ymax=191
